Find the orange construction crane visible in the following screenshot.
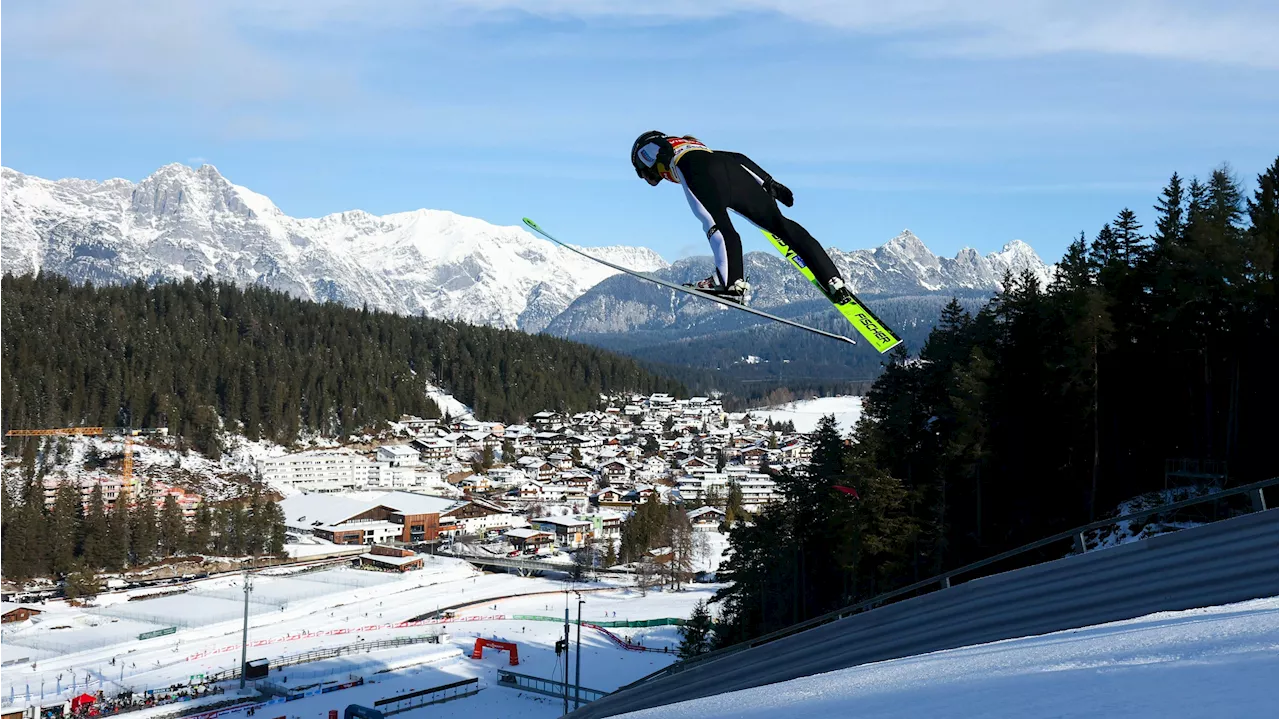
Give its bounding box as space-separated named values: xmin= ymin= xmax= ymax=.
xmin=4 ymin=426 xmax=164 ymax=491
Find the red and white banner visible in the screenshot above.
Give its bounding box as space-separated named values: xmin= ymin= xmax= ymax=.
xmin=184 ymin=616 xmax=505 ymax=661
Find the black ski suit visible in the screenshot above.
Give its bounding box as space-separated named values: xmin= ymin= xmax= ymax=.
xmin=636 ymin=138 xmax=843 ymax=289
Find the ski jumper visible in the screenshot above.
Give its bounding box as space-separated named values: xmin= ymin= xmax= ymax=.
xmin=633 ymin=137 xmax=843 ymax=289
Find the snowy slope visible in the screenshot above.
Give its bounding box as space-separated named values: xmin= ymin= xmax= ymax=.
xmin=0 ymin=566 xmax=717 ymax=719
xmin=617 ymin=598 xmax=1280 ymax=719
xmin=756 ymin=396 xmax=863 ymax=434
xmin=0 ymin=165 xmax=668 ymax=331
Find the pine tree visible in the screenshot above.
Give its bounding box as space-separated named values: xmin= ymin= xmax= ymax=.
xmin=246 ymin=490 xmax=267 ymax=556
xmin=1054 ymin=234 xmax=1093 ymax=290
xmin=82 ymin=483 xmax=110 ymax=568
xmin=49 ymin=480 xmax=83 ymax=576
xmin=24 ymin=476 xmax=49 ymax=577
xmin=1245 ymin=159 xmax=1278 ymax=298
xmin=1112 ymin=208 xmax=1145 ymax=265
xmin=1088 ymin=223 xmax=1121 ymax=271
xmin=0 ymin=480 xmax=13 ymax=574
xmin=1 ymin=479 xmax=30 ymax=581
xmin=1152 ymin=172 xmax=1186 ymax=249
xmin=130 ymin=481 xmax=159 ymax=565
xmin=725 ymin=481 xmax=744 ymax=525
xmin=105 ymin=487 xmax=131 ymax=571
xmin=158 ymin=494 xmax=185 ymax=557
xmin=187 ymin=502 xmax=213 ymax=554
xmin=63 ymin=561 xmax=102 ymax=601
xmin=677 ymin=600 xmax=714 ymax=658
xmin=266 ymin=501 xmax=287 ymax=556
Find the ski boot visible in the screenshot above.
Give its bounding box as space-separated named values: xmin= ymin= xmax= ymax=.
xmin=826 ymin=277 xmax=855 ymax=305
xmin=683 ymin=276 xmax=750 ymax=305
xmin=721 ymin=278 xmax=751 ymax=305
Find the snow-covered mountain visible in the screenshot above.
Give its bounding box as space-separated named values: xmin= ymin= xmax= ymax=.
xmin=1 ymin=163 xmax=1053 ymax=342
xmin=545 ymin=234 xmax=1055 ymax=338
xmin=835 ymin=229 xmax=1055 ymax=294
xmin=0 ymin=164 xmax=668 ymax=331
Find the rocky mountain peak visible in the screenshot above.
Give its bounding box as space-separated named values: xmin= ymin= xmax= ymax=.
xmin=1 ymin=163 xmax=666 ymax=332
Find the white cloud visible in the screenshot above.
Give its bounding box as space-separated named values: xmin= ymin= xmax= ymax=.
xmin=7 ymin=0 xmax=1273 ymax=89
xmin=325 ymin=0 xmax=1278 ymax=67
xmin=3 ymin=1 xmax=290 ymax=103
xmin=3 ymin=0 xmax=1270 ymax=145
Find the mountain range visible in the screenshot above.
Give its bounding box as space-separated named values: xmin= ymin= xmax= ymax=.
xmin=1 ymin=164 xmax=666 ymax=332
xmin=2 ymin=163 xmax=1055 ymax=383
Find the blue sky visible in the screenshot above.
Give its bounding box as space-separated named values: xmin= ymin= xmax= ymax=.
xmin=2 ymin=1 xmax=1276 ymax=264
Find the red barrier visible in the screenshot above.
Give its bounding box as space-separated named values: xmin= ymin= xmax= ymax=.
xmin=471 ymin=638 xmax=519 ymax=665
xmin=581 ymin=622 xmax=668 ymax=653
xmin=184 ymin=615 xmax=505 ymax=661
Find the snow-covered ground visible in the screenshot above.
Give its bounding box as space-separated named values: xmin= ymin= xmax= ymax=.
xmin=424 ymin=382 xmax=472 ymax=420
xmin=1 ymin=559 xmax=716 ymax=719
xmin=616 ymin=597 xmax=1280 ymax=719
xmin=692 ymin=531 xmax=731 ymax=574
xmin=757 ymin=396 xmax=863 ymax=434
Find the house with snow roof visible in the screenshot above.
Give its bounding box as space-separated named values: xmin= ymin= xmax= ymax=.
xmin=598 ymin=458 xmax=632 ymax=484
xmin=531 ymin=516 xmax=593 ymax=547
xmin=687 ymin=506 xmax=726 ymax=530
xmin=504 ymin=527 xmax=554 ymax=552
xmin=591 ymin=487 xmax=629 ymax=507
xmin=279 ymin=491 xmax=463 ymax=545
xmin=412 ymin=437 xmax=456 ymax=460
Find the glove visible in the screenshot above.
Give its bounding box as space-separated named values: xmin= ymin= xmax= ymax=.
xmin=767 ymin=180 xmax=794 ymax=207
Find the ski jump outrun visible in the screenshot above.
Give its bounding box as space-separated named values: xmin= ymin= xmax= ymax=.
xmin=524 ymin=131 xmax=903 ymax=352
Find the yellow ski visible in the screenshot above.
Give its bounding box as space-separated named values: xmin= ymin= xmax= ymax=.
xmin=760 ymin=230 xmax=903 ymax=353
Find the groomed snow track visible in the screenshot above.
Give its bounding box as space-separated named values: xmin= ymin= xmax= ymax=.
xmin=569 ymin=506 xmax=1279 ymax=718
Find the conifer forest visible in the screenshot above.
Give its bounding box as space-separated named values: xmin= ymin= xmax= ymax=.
xmin=0 ymin=274 xmax=685 ymax=449
xmin=710 ymin=160 xmax=1278 ymax=645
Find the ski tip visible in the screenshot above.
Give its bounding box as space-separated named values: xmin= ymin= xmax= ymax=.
xmin=522 ymin=218 xmax=541 ymax=232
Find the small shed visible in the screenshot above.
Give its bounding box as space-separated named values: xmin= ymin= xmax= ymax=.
xmin=1 ymin=602 xmax=42 ymax=624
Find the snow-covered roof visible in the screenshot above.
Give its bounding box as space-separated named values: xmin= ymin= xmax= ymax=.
xmin=279 ymin=493 xmax=383 ymax=526
xmin=688 ymin=506 xmax=726 ymax=520
xmin=505 ymin=528 xmax=552 ymax=539
xmin=373 ymin=491 xmax=462 ymax=516
xmin=533 ymin=516 xmax=592 ymax=528
xmin=359 ymin=552 xmax=422 ymax=566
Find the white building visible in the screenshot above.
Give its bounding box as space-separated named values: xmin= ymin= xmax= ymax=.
xmin=531 ymin=516 xmax=593 ymax=548
xmin=257 ymin=449 xmax=371 ymax=492
xmin=676 ymin=471 xmax=779 ymax=512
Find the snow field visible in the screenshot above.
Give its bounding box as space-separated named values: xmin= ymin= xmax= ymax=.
xmin=757 ymin=396 xmax=863 ymax=434
xmin=614 ymin=597 xmax=1280 ymax=719
xmin=2 ymin=616 xmax=165 ymax=655
xmin=2 ymin=562 xmax=717 ymax=718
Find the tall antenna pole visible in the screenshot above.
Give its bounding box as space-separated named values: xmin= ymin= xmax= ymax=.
xmin=574 ymin=592 xmax=584 ymax=709
xmin=562 ymin=590 xmax=570 ymax=715
xmin=238 ymin=571 xmax=253 ymax=691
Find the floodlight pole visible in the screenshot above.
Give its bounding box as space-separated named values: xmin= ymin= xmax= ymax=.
xmin=562 ymin=591 xmax=570 ymax=715
xmin=574 ymin=592 xmax=584 ymax=709
xmin=239 ymin=571 xmax=253 ymax=690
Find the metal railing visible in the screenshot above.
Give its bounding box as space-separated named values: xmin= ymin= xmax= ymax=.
xmin=620 ymin=476 xmax=1277 ymax=690
xmin=373 ymin=678 xmax=479 ymax=714
xmin=205 ymin=634 xmax=443 ymax=683
xmin=496 ymin=670 xmax=607 ymax=703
